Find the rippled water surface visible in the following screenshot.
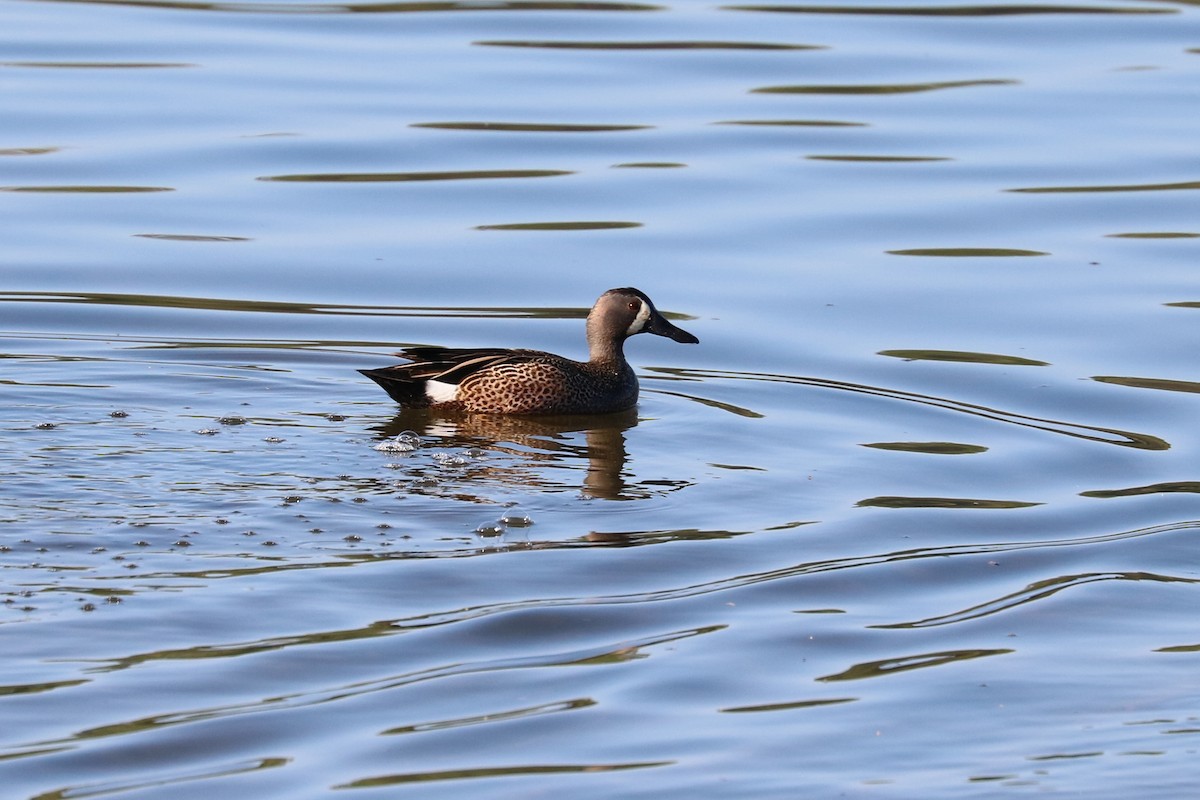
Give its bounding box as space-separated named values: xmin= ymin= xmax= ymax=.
xmin=3 ymin=0 xmax=1200 ymax=797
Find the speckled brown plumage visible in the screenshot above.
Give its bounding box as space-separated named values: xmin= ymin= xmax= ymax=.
xmin=360 ymin=288 xmax=698 ymax=415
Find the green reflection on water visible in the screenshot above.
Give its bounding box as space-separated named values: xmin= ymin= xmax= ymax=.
xmin=878 ymin=349 xmax=1049 ymax=366
xmin=862 ymin=441 xmax=988 ymax=455
xmin=856 ymin=496 xmax=1040 ymax=509
xmin=886 ymin=247 xmax=1048 ymax=256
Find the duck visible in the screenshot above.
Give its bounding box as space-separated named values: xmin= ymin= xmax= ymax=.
xmin=360 ymin=287 xmax=699 ymax=414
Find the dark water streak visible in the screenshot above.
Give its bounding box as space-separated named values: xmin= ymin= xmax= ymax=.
xmin=655 ymin=367 xmax=1170 ymax=450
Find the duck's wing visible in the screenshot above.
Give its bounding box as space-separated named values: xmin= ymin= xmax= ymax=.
xmin=396 ymin=347 xmax=545 ymax=385
xmin=360 ymin=348 xmax=552 ymax=405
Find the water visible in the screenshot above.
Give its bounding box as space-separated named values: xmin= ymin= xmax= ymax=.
xmin=3 ymin=0 xmax=1200 ymax=796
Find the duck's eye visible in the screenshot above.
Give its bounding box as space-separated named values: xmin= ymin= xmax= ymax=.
xmin=628 ymin=301 xmax=640 ymax=311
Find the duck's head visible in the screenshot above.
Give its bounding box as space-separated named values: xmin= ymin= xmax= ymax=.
xmin=591 ymin=287 xmax=699 ymax=345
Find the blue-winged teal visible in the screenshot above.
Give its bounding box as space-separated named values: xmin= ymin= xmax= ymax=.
xmin=360 ymin=288 xmax=699 ymax=414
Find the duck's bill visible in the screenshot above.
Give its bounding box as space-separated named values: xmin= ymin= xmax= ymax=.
xmin=647 ymin=313 xmax=699 ymax=344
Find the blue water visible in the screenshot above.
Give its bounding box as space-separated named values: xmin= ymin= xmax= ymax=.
xmin=3 ymin=0 xmax=1200 ymax=797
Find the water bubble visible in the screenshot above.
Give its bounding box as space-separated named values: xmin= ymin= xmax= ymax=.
xmin=499 ymin=512 xmax=534 ymax=528
xmin=374 ymin=430 xmax=422 ymax=453
xmin=195 ymin=428 xmax=219 ymax=436
xmin=264 ymin=436 xmax=285 ymax=444
xmin=218 ymin=415 xmax=247 ymax=426
xmin=433 ymin=452 xmax=470 ymax=467
xmin=475 ymin=522 xmax=505 ymax=538
xmin=109 ymin=410 xmax=129 ymax=418
xmin=33 ymin=422 xmax=57 ymax=430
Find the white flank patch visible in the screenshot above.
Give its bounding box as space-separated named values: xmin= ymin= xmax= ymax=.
xmin=425 ymin=379 xmax=459 ymax=404
xmin=626 ymin=300 xmax=651 ymax=335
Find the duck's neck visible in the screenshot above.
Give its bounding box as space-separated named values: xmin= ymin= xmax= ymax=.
xmin=586 ymin=321 xmax=627 ymax=364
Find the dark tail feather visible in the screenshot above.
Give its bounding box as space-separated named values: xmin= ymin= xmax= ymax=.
xmin=359 ymin=368 xmax=429 ymax=406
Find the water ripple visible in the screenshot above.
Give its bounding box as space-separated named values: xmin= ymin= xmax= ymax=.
xmin=476 ymin=221 xmax=643 ymax=230
xmin=878 ymin=349 xmax=1050 ymax=366
xmin=752 ymin=78 xmax=1018 ymax=95
xmin=875 ymin=571 xmax=1198 ymax=629
xmin=336 ymin=760 xmax=672 ymax=789
xmin=10 ymin=626 xmax=719 ymax=753
xmin=817 ymin=648 xmax=1014 ymax=680
xmin=0 ymin=185 xmax=174 ymax=193
xmin=651 ymin=367 xmax=1169 ymax=450
xmin=1092 ymin=375 xmax=1200 ymax=394
xmin=886 ymin=247 xmax=1049 ymax=256
xmin=411 ymin=122 xmax=651 ymax=132
xmin=1010 ymin=179 xmax=1200 ymax=193
xmin=475 ymin=39 xmax=820 ymax=49
xmin=0 ymin=291 xmax=615 ymax=319
xmin=257 ymin=169 xmax=573 ymax=183
xmin=724 ymin=3 xmax=1176 ymax=16
xmin=32 ymin=757 xmax=290 ymax=800
xmin=30 ymin=0 xmax=663 ymax=11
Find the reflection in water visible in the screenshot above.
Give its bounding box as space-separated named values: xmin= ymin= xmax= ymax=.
xmin=337 ymin=760 xmax=671 ymax=789
xmin=475 ymin=221 xmax=643 ymax=231
xmin=1009 ymin=179 xmax=1200 ymax=193
xmin=55 ymin=523 xmax=1195 ymax=692
xmin=28 ymin=0 xmax=663 ymax=12
xmin=724 ymin=3 xmax=1175 ymax=17
xmin=752 ymin=78 xmax=1017 ymax=95
xmin=652 ymin=367 xmax=1169 ymax=450
xmin=1092 ymin=375 xmax=1200 ymax=395
xmin=375 ymin=407 xmax=688 ymax=500
xmin=856 ymin=496 xmax=1039 ymax=509
xmin=877 ymin=349 xmax=1049 ymax=366
xmin=0 ymin=147 xmax=61 ymax=156
xmin=0 ymin=290 xmax=631 ymax=320
xmin=862 ymin=441 xmax=988 ymax=455
xmin=0 ymin=185 xmax=174 ymax=193
xmin=0 ymin=61 xmax=193 ymax=68
xmin=474 ymin=39 xmax=823 ymax=50
xmin=816 ymin=648 xmax=1012 ymax=681
xmin=886 ymin=247 xmax=1048 ymax=257
xmin=720 ymin=696 xmax=855 ymax=713
xmin=875 ymin=571 xmax=1198 ymax=629
xmin=716 ymin=118 xmax=867 ymax=127
xmin=807 ymin=155 xmax=952 ymax=162
xmin=381 ymin=697 xmax=595 ymax=734
xmin=411 ymin=122 xmax=651 ymax=132
xmin=258 ymin=169 xmax=573 ymax=183
xmin=20 ymin=625 xmax=719 ymax=755
xmin=1081 ymin=481 xmax=1200 ymax=499
xmin=133 ymin=234 xmax=252 ymax=242
xmin=39 ymin=757 xmax=290 ymax=800
xmin=1106 ymin=232 xmax=1199 ymax=239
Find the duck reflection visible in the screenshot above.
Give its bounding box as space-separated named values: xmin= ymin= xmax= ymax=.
xmin=373 ymin=407 xmax=689 ymax=501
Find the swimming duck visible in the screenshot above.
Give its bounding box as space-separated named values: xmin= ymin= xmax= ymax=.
xmin=360 ymin=287 xmax=698 ymax=414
